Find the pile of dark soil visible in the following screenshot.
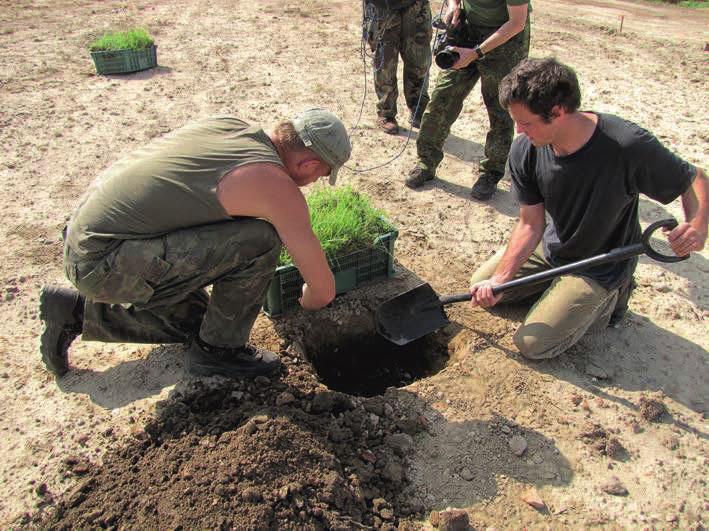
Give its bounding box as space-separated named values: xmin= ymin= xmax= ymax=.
xmin=34 ymin=348 xmax=430 ymax=529
xmin=638 ymin=396 xmax=667 ymax=422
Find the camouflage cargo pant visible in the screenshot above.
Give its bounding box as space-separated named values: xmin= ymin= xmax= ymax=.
xmin=64 ymin=218 xmax=281 ymax=348
xmin=416 ymin=21 xmax=530 ymax=176
xmin=368 ymin=0 xmax=432 ymax=119
xmin=470 ymin=244 xmax=618 ymax=360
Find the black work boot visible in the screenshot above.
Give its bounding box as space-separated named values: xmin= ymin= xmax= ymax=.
xmin=471 ymin=172 xmax=503 ymax=200
xmin=405 ymin=166 xmax=435 ymax=189
xmin=186 ymin=337 xmax=282 ymax=379
xmin=609 ymin=277 xmax=637 ymax=328
xmin=38 ymin=285 xmax=84 ymax=377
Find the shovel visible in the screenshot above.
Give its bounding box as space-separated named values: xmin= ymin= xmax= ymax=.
xmin=376 ymin=219 xmax=688 ymax=346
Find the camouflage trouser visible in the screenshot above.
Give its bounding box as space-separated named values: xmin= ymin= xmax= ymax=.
xmin=368 ymin=0 xmax=432 ymax=119
xmin=470 ymin=244 xmax=618 ymax=360
xmin=416 ymin=21 xmax=530 ymax=176
xmin=64 ymin=218 xmax=282 ymax=348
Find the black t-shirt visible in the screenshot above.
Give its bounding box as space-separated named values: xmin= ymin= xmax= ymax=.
xmin=509 ymin=113 xmax=696 ymax=290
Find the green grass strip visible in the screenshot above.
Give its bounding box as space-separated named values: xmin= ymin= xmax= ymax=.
xmin=278 ymin=185 xmax=395 ymax=266
xmin=645 ymin=0 xmax=708 ymax=6
xmin=90 ymin=28 xmax=154 ymax=52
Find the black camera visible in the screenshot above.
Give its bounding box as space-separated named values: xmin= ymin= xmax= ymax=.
xmin=432 ymin=35 xmax=459 ymax=70
xmin=431 ymin=14 xmax=473 ymax=70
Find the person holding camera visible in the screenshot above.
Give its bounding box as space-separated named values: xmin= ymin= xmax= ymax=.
xmin=405 ymin=0 xmax=530 ymax=200
xmin=365 ymin=0 xmax=433 ymax=135
xmin=38 ymin=109 xmax=352 ymax=380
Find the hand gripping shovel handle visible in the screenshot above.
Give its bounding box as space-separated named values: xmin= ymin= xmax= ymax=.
xmin=438 ymin=218 xmax=689 ymax=306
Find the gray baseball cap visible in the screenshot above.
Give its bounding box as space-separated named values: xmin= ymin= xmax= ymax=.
xmin=293 ymin=108 xmax=351 ymax=185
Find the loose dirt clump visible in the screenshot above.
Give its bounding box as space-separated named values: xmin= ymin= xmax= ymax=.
xmin=29 ymin=352 xmax=428 ymax=529
xmin=639 ymin=396 xmax=668 ymax=422
xmin=579 ymin=423 xmax=627 ymax=460
xmin=604 ymin=437 xmax=626 ymax=460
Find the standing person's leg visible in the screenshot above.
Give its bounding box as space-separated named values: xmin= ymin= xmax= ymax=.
xmin=471 ymin=24 xmax=530 ymax=200
xmin=400 ymin=0 xmax=432 ymax=127
xmin=513 ymin=276 xmax=617 ymax=359
xmin=41 ymin=218 xmax=281 ymax=376
xmin=372 ymin=8 xmax=403 ymax=134
xmin=406 ymin=66 xmax=479 ymax=188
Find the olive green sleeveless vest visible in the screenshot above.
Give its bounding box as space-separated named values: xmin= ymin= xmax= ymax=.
xmin=67 ymin=116 xmax=284 ymax=259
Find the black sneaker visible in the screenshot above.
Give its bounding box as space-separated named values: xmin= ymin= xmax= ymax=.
xmin=405 ymin=166 xmax=435 ymax=189
xmin=471 ymin=172 xmax=503 ymax=200
xmin=186 ymin=338 xmax=282 ymax=379
xmin=39 ymin=285 xmax=83 ymax=377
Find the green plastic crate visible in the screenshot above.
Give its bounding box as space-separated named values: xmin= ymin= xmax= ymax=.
xmin=90 ymin=44 xmax=157 ymax=75
xmin=263 ymin=230 xmax=398 ymax=317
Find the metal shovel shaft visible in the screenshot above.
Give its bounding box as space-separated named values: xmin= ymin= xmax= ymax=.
xmin=438 ymin=218 xmax=688 ymax=307
xmin=438 ymin=243 xmax=645 ymax=305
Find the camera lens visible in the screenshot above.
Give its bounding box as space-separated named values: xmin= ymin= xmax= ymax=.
xmin=435 ymin=49 xmax=459 ymax=70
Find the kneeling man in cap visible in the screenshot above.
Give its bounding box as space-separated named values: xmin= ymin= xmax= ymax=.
xmin=39 ymin=108 xmax=351 ymax=379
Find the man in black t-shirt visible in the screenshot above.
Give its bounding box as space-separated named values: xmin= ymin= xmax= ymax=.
xmin=469 ymin=58 xmax=707 ymax=360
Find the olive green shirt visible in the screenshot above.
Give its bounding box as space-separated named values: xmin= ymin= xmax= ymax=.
xmin=67 ymin=116 xmax=284 ymax=259
xmin=463 ymin=0 xmax=530 ymax=28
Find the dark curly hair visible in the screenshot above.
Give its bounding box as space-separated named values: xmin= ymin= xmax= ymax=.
xmin=499 ymin=58 xmax=581 ymax=123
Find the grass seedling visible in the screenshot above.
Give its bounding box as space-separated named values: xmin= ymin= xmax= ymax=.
xmin=278 ymin=185 xmax=396 ymax=266
xmin=90 ymin=28 xmax=154 ymax=52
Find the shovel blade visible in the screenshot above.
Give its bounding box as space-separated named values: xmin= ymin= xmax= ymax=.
xmin=376 ymin=283 xmax=450 ymax=346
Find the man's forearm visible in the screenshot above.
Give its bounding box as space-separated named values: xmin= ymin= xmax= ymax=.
xmin=493 ymin=220 xmax=544 ymax=282
xmin=477 ymin=4 xmax=527 ymax=55
xmin=682 ymin=167 xmax=708 ymax=237
xmin=479 ymin=19 xmax=524 ymax=53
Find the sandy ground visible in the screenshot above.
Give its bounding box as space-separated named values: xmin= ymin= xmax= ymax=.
xmin=0 ymin=0 xmax=707 ymax=527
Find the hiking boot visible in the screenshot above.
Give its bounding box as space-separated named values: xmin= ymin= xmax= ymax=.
xmin=39 ymin=285 xmax=84 ymax=377
xmin=405 ymin=166 xmax=435 ymax=189
xmin=609 ymin=277 xmax=637 ymax=328
xmin=471 ymin=172 xmax=503 ymax=200
xmin=409 ymin=107 xmax=426 ymax=129
xmin=377 ymin=116 xmax=399 ymax=135
xmin=186 ymin=338 xmax=282 ymax=379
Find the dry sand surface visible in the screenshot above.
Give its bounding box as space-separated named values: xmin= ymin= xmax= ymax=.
xmin=1 ymin=0 xmax=707 ymax=528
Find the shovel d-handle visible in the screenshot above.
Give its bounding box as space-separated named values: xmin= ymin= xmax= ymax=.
xmin=641 ymin=218 xmax=689 ymax=263
xmin=437 ymin=218 xmax=689 ymax=306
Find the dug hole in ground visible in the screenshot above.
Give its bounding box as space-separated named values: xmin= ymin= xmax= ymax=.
xmin=0 ymin=0 xmax=707 ymax=528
